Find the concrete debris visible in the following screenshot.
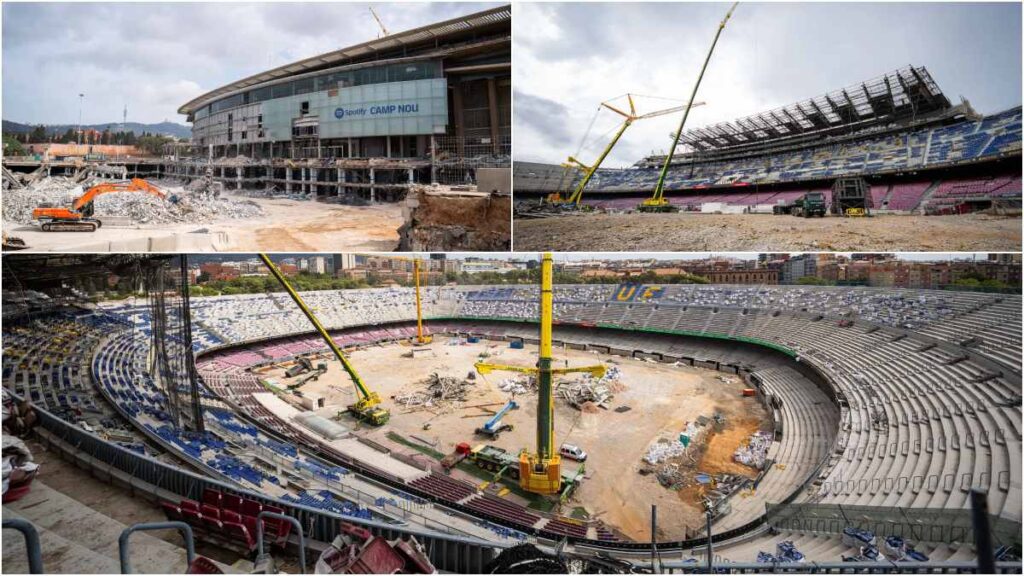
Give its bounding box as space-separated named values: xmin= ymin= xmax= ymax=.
xmin=733 ymin=430 xmax=773 ymax=469
xmin=559 ymin=366 xmax=623 ymax=410
xmin=497 ymin=375 xmax=534 ymax=395
xmin=643 ymin=419 xmax=711 ymax=465
xmin=394 ymin=373 xmax=475 ymax=412
xmin=2 ymin=176 xmax=263 ymax=225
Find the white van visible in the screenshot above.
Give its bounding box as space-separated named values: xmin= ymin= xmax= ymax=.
xmin=559 ymin=443 xmax=588 ymax=462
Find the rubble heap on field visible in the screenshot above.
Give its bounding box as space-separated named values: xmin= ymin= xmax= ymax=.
xmin=394 ymin=373 xmax=475 ymax=412
xmin=2 ymin=176 xmax=263 ymax=225
xmin=559 ymin=365 xmax=623 ymax=410
xmin=733 ymin=430 xmax=773 ymax=469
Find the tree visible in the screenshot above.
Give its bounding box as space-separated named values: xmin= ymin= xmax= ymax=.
xmin=29 ymin=125 xmax=47 ymax=143
xmin=2 ymin=134 xmax=25 ymax=156
xmin=795 ymin=276 xmax=831 ymax=286
xmin=60 ymin=128 xmax=76 ymax=143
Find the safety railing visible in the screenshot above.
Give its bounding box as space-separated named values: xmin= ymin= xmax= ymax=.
xmin=764 ymin=502 xmax=1022 ymax=548
xmin=119 ymin=521 xmax=195 ymax=574
xmin=29 ymin=405 xmax=502 ymax=573
xmin=3 ymin=518 xmax=44 ymax=574
xmin=256 ymin=511 xmax=307 ymax=574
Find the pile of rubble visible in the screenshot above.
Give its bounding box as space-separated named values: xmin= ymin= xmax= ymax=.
xmin=394 ymin=373 xmax=475 ymax=412
xmin=733 ymin=430 xmax=773 ymax=470
xmin=497 ymin=375 xmax=534 ymax=395
xmin=2 ymin=176 xmax=263 ymax=225
xmin=558 ymin=366 xmax=623 ymax=410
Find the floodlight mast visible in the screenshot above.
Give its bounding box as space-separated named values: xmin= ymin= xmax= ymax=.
xmin=640 ymin=2 xmax=738 ymax=212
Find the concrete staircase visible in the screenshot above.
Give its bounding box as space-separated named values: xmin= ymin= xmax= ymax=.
xmin=912 ymin=180 xmax=942 ymax=214
xmin=2 ymin=480 xmax=191 ymax=574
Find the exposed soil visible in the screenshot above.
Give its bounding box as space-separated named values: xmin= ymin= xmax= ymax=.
xmin=513 ymin=212 xmax=1022 ymax=251
xmin=259 ymin=339 xmax=769 ymax=542
xmin=4 ymin=193 xmax=403 ymax=252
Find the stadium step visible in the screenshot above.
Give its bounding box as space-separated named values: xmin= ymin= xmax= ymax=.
xmin=913 ymin=180 xmax=941 ymax=213
xmin=3 ymin=480 xmax=191 ymax=574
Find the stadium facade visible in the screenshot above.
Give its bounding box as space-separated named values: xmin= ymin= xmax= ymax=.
xmin=179 ymin=6 xmax=510 ymax=162
xmin=516 ymin=66 xmax=1022 ymax=214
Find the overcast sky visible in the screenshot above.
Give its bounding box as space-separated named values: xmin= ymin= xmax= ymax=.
xmin=1 ymin=2 xmax=499 ymax=126
xmin=514 ymin=2 xmax=1023 ymax=167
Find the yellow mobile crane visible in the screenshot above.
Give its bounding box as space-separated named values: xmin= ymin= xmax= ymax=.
xmin=639 ymin=2 xmax=738 ymax=212
xmin=259 ymin=254 xmax=390 ymax=426
xmin=474 ymin=253 xmax=605 ymax=494
xmin=356 ymin=254 xmax=432 ymax=345
xmin=549 ymin=96 xmax=705 ymax=209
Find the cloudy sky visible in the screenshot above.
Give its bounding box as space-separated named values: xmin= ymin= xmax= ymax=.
xmin=515 ymin=2 xmax=1022 ymax=167
xmin=1 ymin=2 xmax=498 ymax=126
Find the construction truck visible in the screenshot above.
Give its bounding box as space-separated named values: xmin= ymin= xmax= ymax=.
xmin=286 ymin=357 xmax=315 ymax=378
xmin=287 ymin=363 xmax=328 ymax=390
xmin=258 ymin=254 xmax=390 ymax=426
xmin=475 ymin=400 xmax=518 ymax=439
xmin=773 ymin=192 xmax=827 ymax=217
xmin=32 ymin=178 xmax=164 ymax=232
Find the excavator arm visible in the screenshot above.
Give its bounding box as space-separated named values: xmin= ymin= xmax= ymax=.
xmin=33 ymin=178 xmax=166 ymax=232
xmin=71 ymin=178 xmax=166 ymax=211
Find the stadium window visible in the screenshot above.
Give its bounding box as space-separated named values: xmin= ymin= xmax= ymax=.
xmin=241 ymin=131 xmax=247 ymax=140
xmin=300 ymin=101 xmax=310 ymax=115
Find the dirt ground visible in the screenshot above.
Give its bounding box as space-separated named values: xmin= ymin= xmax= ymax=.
xmin=4 ymin=192 xmax=403 ymax=252
xmin=513 ymin=212 xmax=1022 ymax=251
xmin=257 ymin=338 xmax=768 ymax=541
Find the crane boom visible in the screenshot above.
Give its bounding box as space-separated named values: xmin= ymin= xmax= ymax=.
xmin=554 ymin=97 xmax=705 ymax=208
xmin=258 ymin=254 xmax=388 ymax=425
xmin=640 ymin=2 xmax=738 ymax=211
xmin=474 ymin=253 xmax=604 ymax=494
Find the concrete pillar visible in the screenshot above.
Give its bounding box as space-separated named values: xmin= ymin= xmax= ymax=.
xmin=236 ymin=167 xmax=242 ymax=190
xmin=369 ymin=168 xmax=375 ymax=202
xmin=286 ymin=167 xmax=292 ymax=193
xmin=430 ymin=135 xmax=437 ymax=184
xmin=487 ymin=77 xmax=501 ymax=155
xmin=311 ymin=168 xmax=318 ymax=196
xmin=452 ymin=83 xmax=465 ymax=157
xmin=337 ymin=168 xmax=343 ymax=197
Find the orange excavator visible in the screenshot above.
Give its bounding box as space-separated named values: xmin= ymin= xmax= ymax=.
xmin=32 ymin=178 xmax=165 ymax=232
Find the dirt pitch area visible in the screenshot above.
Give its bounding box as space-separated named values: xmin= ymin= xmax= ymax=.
xmin=513 ymin=212 xmax=1022 ymax=251
xmin=255 ymin=338 xmax=769 ymax=541
xmin=5 ymin=193 xmax=403 ymax=252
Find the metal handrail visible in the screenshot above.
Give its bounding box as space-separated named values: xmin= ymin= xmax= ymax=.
xmin=256 ymin=511 xmax=306 ymax=574
xmin=118 ymin=521 xmax=195 ymax=574
xmin=3 ymin=518 xmax=44 ymax=574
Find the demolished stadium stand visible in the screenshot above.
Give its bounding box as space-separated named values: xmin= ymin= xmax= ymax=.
xmin=3 ymin=276 xmax=1021 ymax=571
xmin=516 ymin=67 xmax=1022 ymax=215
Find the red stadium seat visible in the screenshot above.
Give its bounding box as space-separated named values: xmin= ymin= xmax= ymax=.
xmin=179 ymin=499 xmax=201 ymax=513
xmin=240 ymin=498 xmax=262 ymax=517
xmin=161 ymin=502 xmax=183 ymax=522
xmin=181 ymin=508 xmax=204 ymax=528
xmin=223 ymin=522 xmax=256 ymax=552
xmin=201 ymin=504 xmax=221 ymax=521
xmin=221 ymin=494 xmax=243 ymax=514
xmin=202 ymin=488 xmax=222 ymax=508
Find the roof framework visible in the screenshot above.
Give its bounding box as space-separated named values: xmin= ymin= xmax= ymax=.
xmin=178 ymin=5 xmax=511 ymax=115
xmin=681 ymin=66 xmax=950 ymax=152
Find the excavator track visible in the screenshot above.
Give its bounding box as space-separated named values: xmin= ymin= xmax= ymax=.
xmin=40 ymin=220 xmax=99 ymax=232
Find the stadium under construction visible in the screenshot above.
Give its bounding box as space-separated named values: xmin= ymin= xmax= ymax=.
xmin=2 ymin=5 xmax=511 ymax=252
xmin=2 ymin=253 xmax=1021 ymax=573
xmin=514 ymin=62 xmax=1021 ymax=250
